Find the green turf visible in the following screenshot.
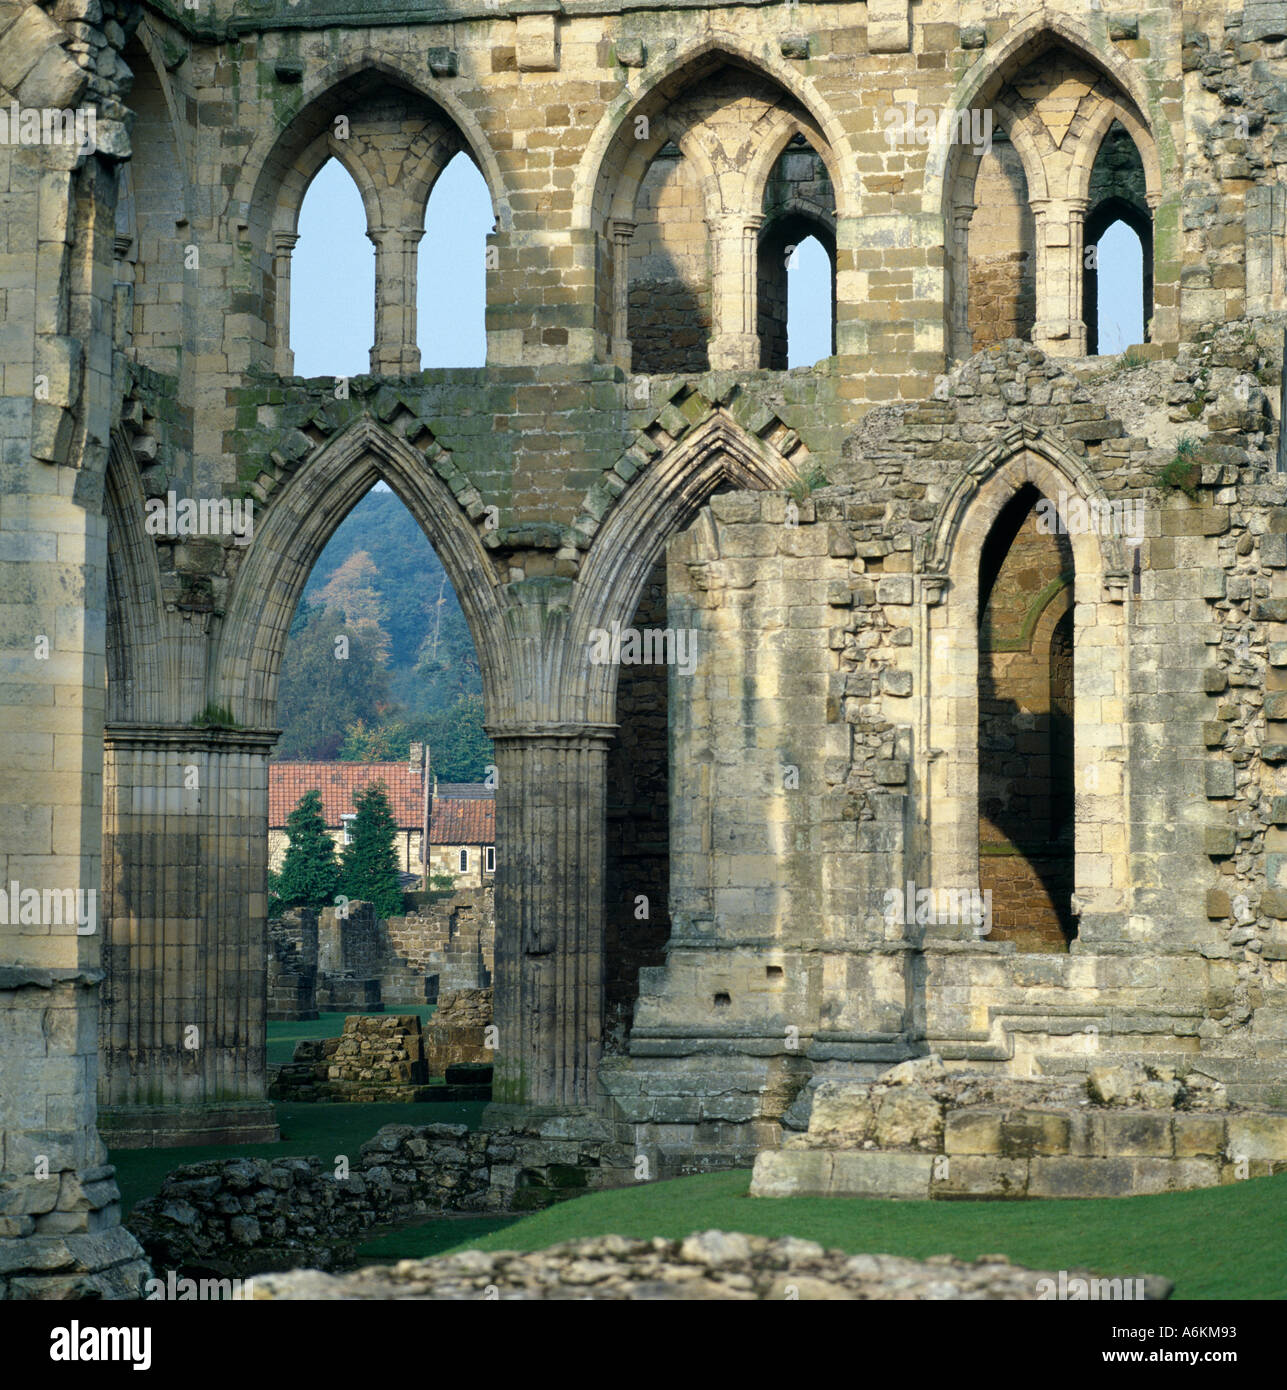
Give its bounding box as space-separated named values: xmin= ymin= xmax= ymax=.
xmin=109 ymin=1098 xmax=485 ymax=1217
xmin=266 ymin=1007 xmax=436 ymax=1067
xmin=415 ymin=1168 xmax=1287 ymax=1300
xmin=354 ymin=1215 xmax=524 ymax=1264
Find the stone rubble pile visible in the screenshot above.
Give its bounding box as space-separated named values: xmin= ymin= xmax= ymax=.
xmin=246 ymin=1230 xmax=1173 ymax=1301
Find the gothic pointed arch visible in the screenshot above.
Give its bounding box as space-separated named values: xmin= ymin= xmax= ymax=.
xmin=921 ymin=423 xmax=1130 ymax=587
xmin=917 ymin=426 xmax=1132 ymax=937
xmin=574 ymin=34 xmax=857 ymax=231
xmin=576 ymin=35 xmax=853 ymax=366
xmin=924 ymin=10 xmax=1161 ymax=217
xmin=212 ymin=416 xmax=506 ymax=730
xmin=568 ymin=404 xmax=805 ymax=725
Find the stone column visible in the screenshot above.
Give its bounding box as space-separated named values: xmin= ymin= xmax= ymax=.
xmin=486 ymin=724 xmax=613 ymax=1111
xmin=272 ymin=231 xmax=298 ymax=377
xmin=0 ymin=489 xmax=150 ymax=1295
xmin=0 ymin=60 xmax=149 ymax=1289
xmin=97 ymin=724 xmax=280 ymax=1147
xmin=950 ymin=202 xmax=976 ymax=361
xmin=707 ymin=213 xmax=763 ymax=370
xmin=1031 ymin=197 xmax=1089 ymax=356
xmin=1066 ymin=197 xmax=1089 ymax=356
xmin=610 ymin=218 xmax=635 ymax=371
xmin=368 ymin=226 xmax=423 ymax=374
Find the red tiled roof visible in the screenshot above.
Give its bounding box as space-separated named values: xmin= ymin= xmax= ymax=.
xmin=430 ymin=796 xmax=494 ymax=845
xmin=269 ymin=763 xmax=494 ymax=844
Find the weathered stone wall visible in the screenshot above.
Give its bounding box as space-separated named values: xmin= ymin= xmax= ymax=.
xmin=752 ymin=1055 xmax=1287 ymax=1199
xmin=385 ymin=889 xmax=495 ymax=1002
xmin=128 ymin=1118 xmax=636 ymax=1277
xmin=9 ymin=0 xmax=1287 ymax=1293
xmin=602 ymin=329 xmax=1287 ymax=1160
xmin=267 ymin=891 xmax=495 ymax=1019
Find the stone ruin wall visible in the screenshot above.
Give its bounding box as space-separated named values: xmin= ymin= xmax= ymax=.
xmin=268 ymin=889 xmax=495 ymax=1021
xmin=602 ymin=323 xmax=1287 ymax=1169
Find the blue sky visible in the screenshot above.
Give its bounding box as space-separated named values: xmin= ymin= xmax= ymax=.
xmin=290 ymin=154 xmax=1144 ymax=378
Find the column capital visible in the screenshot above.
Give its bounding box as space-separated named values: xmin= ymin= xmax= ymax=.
xmin=485 ymin=720 xmax=618 ymax=746
xmin=272 ymin=230 xmax=300 ymax=255
xmin=609 ymin=218 xmax=636 ymax=242
xmin=103 ymin=722 xmax=281 ymax=754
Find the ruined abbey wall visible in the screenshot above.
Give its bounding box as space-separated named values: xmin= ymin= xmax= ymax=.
xmin=3 ymin=0 xmax=1287 ymax=1294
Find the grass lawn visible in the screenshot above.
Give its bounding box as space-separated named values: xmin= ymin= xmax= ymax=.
xmin=109 ymin=1098 xmax=485 ymax=1217
xmin=266 ymin=1007 xmax=436 ymax=1068
xmin=355 ymin=1215 xmax=524 ymax=1264
xmin=392 ymin=1168 xmax=1287 ymax=1300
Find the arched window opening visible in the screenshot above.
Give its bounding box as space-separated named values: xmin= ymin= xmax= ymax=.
xmin=966 ymin=125 xmax=1036 ymax=351
xmin=267 ymin=482 xmax=493 ymax=1017
xmin=627 ymin=142 xmax=711 ymax=374
xmin=786 ymin=237 xmax=834 ymax=368
xmin=757 ymin=137 xmax=836 ymax=368
xmin=417 ymin=151 xmax=492 ymax=367
xmin=275 ymin=482 xmax=486 ymax=766
xmin=977 ymin=484 xmax=1076 ymax=952
xmin=1089 ymin=220 xmax=1146 ymax=355
xmin=289 ymin=159 xmax=374 ymax=378
xmin=1084 ymin=122 xmax=1152 ymax=356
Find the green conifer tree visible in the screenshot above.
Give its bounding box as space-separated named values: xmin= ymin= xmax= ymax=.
xmin=276 ymin=789 xmax=341 ymax=911
xmin=339 ymin=781 xmax=405 ymax=917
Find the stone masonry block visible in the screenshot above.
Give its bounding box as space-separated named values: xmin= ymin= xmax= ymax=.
xmin=931 ymin=1156 xmax=1028 ymax=1198
xmin=867 ymin=0 xmax=910 ymax=53
xmin=1089 ymin=1112 xmax=1174 ymax=1159
xmin=1027 ymin=1157 xmax=1136 ymax=1198
xmin=875 ymin=576 xmax=913 ymax=605
xmin=1172 ymin=1114 xmax=1226 ymax=1158
xmin=515 ymin=16 xmax=558 ymax=71
xmin=1001 ymin=1111 xmax=1071 ymax=1158
xmin=1204 ymin=825 xmax=1236 ymax=858
xmin=827 ymin=1151 xmax=932 ymax=1197
xmin=1205 ymin=763 xmax=1236 ymax=799
xmin=748 ymin=1149 xmax=829 ymax=1197
xmin=1226 ymin=1114 xmax=1287 ymax=1161
xmin=944 ymin=1109 xmax=1003 ymax=1155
